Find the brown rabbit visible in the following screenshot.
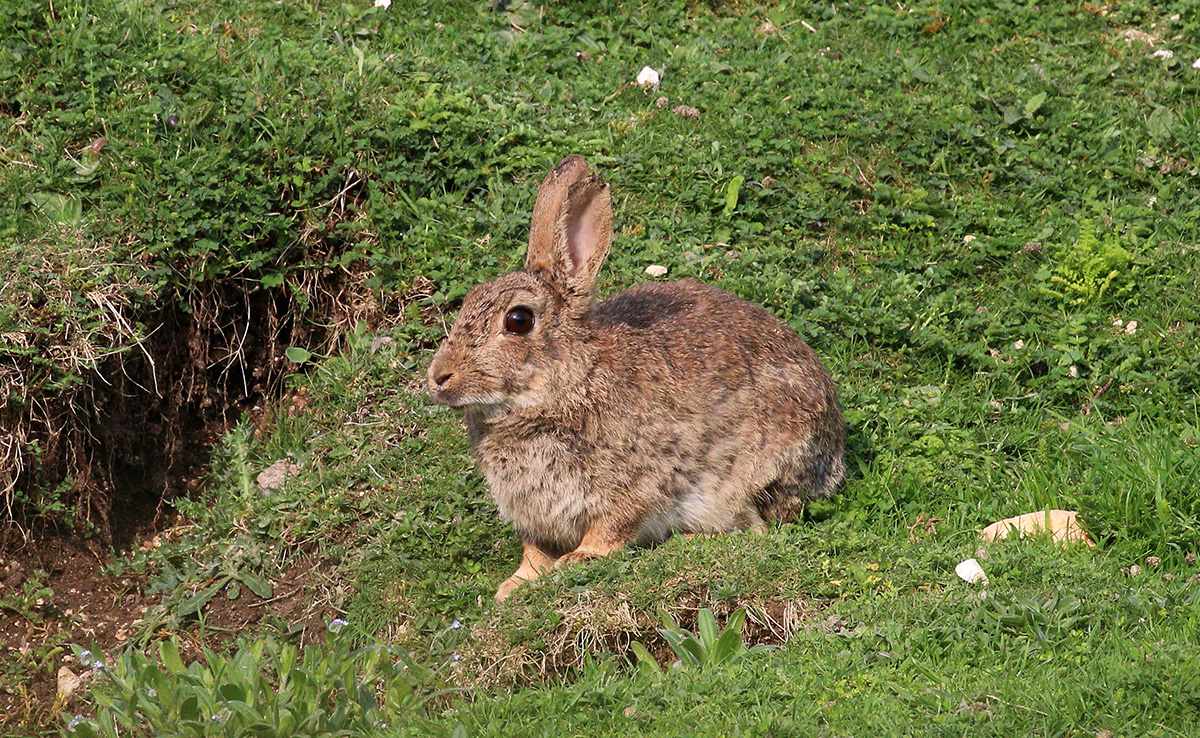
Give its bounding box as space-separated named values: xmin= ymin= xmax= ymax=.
xmin=428 ymin=155 xmax=845 ymax=602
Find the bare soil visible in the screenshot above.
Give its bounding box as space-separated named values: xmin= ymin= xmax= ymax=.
xmin=0 ymin=523 xmax=322 ymax=734
xmin=0 ymin=532 xmax=149 ymax=731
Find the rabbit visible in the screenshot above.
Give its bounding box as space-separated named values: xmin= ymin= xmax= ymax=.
xmin=427 ymin=155 xmax=845 ymax=602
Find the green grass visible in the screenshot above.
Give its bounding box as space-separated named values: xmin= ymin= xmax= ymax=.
xmin=4 ymin=0 xmax=1200 ymax=735
xmin=438 ymin=542 xmax=1200 ymax=737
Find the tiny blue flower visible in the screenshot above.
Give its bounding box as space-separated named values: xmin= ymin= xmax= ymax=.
xmin=451 ymin=653 xmax=462 ymax=662
xmin=68 ymin=715 xmax=85 ymax=729
xmin=79 ymin=650 xmax=92 ymax=662
xmin=147 ymin=688 xmax=157 ymax=698
xmin=451 ymin=620 xmax=463 ymax=629
xmin=329 ymin=618 xmax=349 ymax=633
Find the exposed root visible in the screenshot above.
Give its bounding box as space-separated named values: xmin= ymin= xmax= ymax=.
xmin=1 ymin=222 xmax=389 ymax=546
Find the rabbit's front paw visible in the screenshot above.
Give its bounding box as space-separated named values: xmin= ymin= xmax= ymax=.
xmin=494 ymin=575 xmax=525 ymax=603
xmin=553 ymin=539 xmax=624 ymax=569
xmin=553 ymin=549 xmax=599 ymax=569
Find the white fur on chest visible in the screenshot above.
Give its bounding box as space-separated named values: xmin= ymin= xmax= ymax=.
xmin=466 ymin=399 xmax=761 ymax=550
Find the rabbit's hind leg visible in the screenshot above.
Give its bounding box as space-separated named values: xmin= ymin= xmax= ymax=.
xmin=495 ymin=539 xmax=558 ymax=602
xmin=553 ymin=525 xmax=628 ymax=569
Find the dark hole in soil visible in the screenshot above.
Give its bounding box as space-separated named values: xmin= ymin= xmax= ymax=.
xmin=7 ymin=283 xmax=306 ymax=549
xmin=0 ymin=278 xmax=334 ymax=731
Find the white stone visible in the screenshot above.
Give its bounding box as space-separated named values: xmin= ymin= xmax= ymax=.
xmin=636 ymin=66 xmax=661 ymax=90
xmin=955 ymin=558 xmax=988 ymax=585
xmin=644 ymin=264 xmax=668 ymax=278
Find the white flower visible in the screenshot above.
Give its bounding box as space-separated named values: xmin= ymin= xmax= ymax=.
xmin=374 ymin=0 xmax=391 ymax=7
xmin=1013 ymin=340 xmax=1025 ymax=351
xmin=636 ymin=66 xmax=661 ymax=90
xmin=1193 ymin=57 xmax=1200 ymax=70
xmin=1153 ymin=49 xmax=1174 ymax=59
xmin=1069 ymin=365 xmax=1078 ymax=378
xmin=963 ymin=234 xmax=977 ymax=243
xmin=1125 ymin=320 xmax=1138 ymax=335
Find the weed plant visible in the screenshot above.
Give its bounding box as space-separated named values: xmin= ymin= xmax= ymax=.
xmin=66 ymin=622 xmax=462 ymax=738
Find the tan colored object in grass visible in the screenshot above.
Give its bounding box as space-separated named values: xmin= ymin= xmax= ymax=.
xmin=979 ymin=510 xmax=1095 ymax=547
xmin=56 ymin=666 xmax=86 ymax=703
xmin=256 ymin=459 xmax=303 ymax=491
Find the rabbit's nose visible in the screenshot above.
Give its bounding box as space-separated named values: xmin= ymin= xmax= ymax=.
xmin=432 ymin=370 xmax=454 ymax=387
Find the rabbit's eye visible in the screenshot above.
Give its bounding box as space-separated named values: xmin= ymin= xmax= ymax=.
xmin=504 ymin=307 xmax=535 ymax=335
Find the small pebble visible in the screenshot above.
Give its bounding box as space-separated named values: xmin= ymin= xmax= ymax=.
xmin=636 ymin=66 xmax=660 ymax=89
xmin=955 ymin=558 xmax=988 ymax=585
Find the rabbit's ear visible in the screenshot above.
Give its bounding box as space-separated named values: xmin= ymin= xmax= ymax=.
xmin=526 ymin=155 xmax=591 ymax=273
xmin=555 ymin=175 xmax=612 ymax=301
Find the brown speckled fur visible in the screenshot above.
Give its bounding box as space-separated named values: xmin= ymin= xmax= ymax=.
xmin=428 ymin=155 xmax=845 ymax=601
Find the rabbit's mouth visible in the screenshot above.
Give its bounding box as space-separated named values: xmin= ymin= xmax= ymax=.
xmin=429 ymin=386 xmax=507 ymax=411
xmin=430 ymin=383 xmax=544 ymax=414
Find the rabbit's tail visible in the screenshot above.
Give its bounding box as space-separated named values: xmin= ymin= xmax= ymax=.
xmin=755 ymin=420 xmax=846 ymax=522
